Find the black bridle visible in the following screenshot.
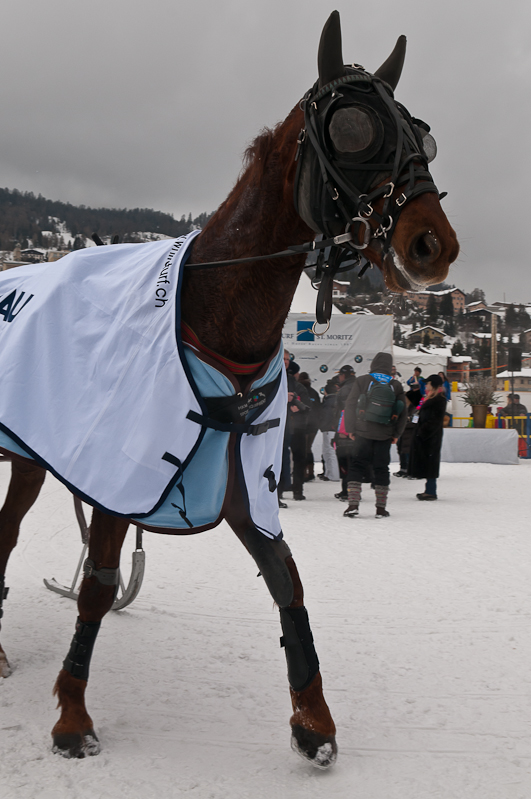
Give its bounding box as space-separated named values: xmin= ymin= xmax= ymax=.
xmin=183 ymin=66 xmax=441 ymax=328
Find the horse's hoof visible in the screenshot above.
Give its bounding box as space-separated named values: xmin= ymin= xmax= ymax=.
xmin=52 ymin=729 xmax=100 ymax=758
xmin=290 ymin=725 xmax=338 ymax=769
xmin=0 ymin=651 xmax=12 ymax=678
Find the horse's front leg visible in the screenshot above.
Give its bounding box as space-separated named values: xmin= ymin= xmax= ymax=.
xmin=0 ymin=459 xmax=47 ymax=677
xmin=226 ymin=490 xmax=337 ymax=769
xmin=52 ymin=509 xmax=128 ymax=758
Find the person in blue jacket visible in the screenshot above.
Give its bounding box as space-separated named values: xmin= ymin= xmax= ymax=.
xmin=439 ymin=371 xmax=451 ymax=401
xmin=406 ymin=366 xmax=426 ymax=396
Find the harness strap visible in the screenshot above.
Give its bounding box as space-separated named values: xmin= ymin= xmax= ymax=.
xmin=161 ymin=452 xmax=194 ymax=528
xmin=182 ymin=322 xmax=266 ymax=375
xmin=83 ymin=559 xmax=119 ymax=586
xmin=186 ymin=410 xmax=280 ymax=436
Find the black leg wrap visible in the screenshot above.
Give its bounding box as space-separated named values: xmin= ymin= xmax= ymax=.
xmin=279 ymin=606 xmax=320 ymax=691
xmin=244 ymin=527 xmax=294 ymax=608
xmin=63 ymin=617 xmax=101 ymax=681
xmin=0 ymin=575 xmax=8 ymax=620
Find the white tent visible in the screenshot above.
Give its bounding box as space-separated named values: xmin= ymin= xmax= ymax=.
xmin=392 ymin=344 xmax=446 ymax=382
xmin=289 ymin=271 xmax=341 ymax=314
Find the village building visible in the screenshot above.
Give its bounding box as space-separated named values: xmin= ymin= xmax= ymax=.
xmin=407 ymin=287 xmax=466 ymax=314
xmin=47 ymin=250 xmax=70 ymax=263
xmin=496 ymin=368 xmax=531 ymax=391
xmin=331 ymin=280 xmax=350 ymax=299
xmin=20 ymin=248 xmax=47 ymax=263
xmin=522 ymin=329 xmax=531 ymax=351
xmin=447 ymin=355 xmax=471 ymax=382
xmin=404 ymin=325 xmax=446 ymax=346
xmin=465 ymin=300 xmax=488 ymax=313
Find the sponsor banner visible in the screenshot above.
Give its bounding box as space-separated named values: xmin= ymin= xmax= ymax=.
xmin=283 ymin=313 xmax=393 ymax=391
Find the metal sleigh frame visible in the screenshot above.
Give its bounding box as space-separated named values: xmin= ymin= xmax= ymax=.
xmin=43 ymin=496 xmax=146 ymax=611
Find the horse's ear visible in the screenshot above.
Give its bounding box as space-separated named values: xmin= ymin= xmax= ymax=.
xmin=318 ymin=10 xmax=345 ymax=89
xmin=373 ymin=35 xmax=407 ymax=90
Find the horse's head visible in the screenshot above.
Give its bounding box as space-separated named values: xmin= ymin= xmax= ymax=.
xmin=295 ymin=11 xmax=459 ymax=292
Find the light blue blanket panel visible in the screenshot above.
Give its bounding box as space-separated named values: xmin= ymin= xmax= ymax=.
xmin=0 ymin=346 xmax=284 ymax=531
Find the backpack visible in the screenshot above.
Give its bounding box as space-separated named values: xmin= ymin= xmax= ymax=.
xmin=358 ymin=379 xmax=403 ymax=425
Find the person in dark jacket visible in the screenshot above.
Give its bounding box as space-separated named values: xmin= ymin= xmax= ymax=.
xmin=394 ymin=390 xmax=417 ymax=477
xmin=408 ymin=373 xmax=447 ymax=500
xmin=343 ymin=352 xmax=407 ymax=518
xmin=333 ymin=365 xmax=357 ymax=499
xmin=320 ymin=380 xmax=340 ymax=481
xmin=279 ymin=350 xmax=310 ymax=502
xmin=298 ymin=372 xmax=321 ymax=481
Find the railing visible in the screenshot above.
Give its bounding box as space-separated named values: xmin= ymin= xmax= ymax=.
xmin=449 ymin=414 xmax=531 ymax=458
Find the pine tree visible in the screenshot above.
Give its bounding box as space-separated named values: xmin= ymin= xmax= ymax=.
xmin=439 ymin=292 xmax=454 ymax=318
xmin=427 ymin=293 xmax=438 ymax=324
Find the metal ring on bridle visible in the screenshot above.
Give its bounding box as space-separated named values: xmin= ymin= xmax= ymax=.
xmin=375 ymin=215 xmax=393 ymax=238
xmin=311 ymin=320 xmax=331 ymax=336
xmin=348 ymin=217 xmax=371 ymax=249
xmin=358 ymin=195 xmax=373 ymax=218
xmin=383 ymin=182 xmax=395 ymax=199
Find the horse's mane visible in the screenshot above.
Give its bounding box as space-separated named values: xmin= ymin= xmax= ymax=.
xmin=242 ymin=126 xmax=277 ymax=184
xmin=241 ymin=106 xmax=301 ymax=185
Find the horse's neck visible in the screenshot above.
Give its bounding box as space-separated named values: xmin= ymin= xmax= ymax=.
xmin=181 ymin=108 xmax=314 ymax=365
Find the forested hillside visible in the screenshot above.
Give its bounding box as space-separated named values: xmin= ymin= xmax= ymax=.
xmin=0 ymin=188 xmax=211 ymax=251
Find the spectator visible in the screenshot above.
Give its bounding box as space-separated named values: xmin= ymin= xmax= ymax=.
xmin=279 ymin=350 xmax=310 ymax=502
xmin=343 ymin=352 xmax=407 ymax=518
xmin=439 ymin=371 xmax=451 ymax=401
xmin=394 ymin=390 xmax=417 ymax=477
xmin=408 ymin=374 xmax=446 ymax=500
xmin=298 ymin=372 xmax=321 ymax=481
xmin=498 ymin=393 xmax=528 ymax=417
xmin=406 ymin=367 xmax=426 ymax=396
xmin=319 ymin=380 xmax=340 ymax=481
xmin=391 ymin=365 xmax=402 ymax=380
xmin=333 ymin=365 xmax=357 ymax=500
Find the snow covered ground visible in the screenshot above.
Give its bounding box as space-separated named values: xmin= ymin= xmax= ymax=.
xmin=1 ymin=461 xmax=531 ymax=798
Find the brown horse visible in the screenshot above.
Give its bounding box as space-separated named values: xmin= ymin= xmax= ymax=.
xmin=0 ymin=11 xmax=458 ymax=768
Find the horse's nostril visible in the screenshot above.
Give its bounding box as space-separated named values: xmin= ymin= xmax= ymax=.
xmin=411 ymin=231 xmax=441 ymax=264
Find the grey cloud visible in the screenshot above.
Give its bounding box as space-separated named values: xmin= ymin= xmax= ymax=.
xmin=1 ymin=0 xmax=529 ymax=301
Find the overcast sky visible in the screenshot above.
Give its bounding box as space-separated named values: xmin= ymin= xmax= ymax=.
xmin=1 ymin=0 xmax=529 ymax=302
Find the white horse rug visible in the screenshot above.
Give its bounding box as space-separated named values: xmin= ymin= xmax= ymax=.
xmin=0 ymin=232 xmax=286 ymax=539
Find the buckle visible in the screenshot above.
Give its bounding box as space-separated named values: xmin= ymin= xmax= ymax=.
xmin=249 ymin=422 xmax=269 ymax=436
xmin=83 ymin=558 xmax=95 ymax=579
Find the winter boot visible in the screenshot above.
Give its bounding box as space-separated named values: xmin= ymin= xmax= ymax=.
xmin=374 ymin=485 xmax=390 ymax=518
xmin=344 ymin=481 xmax=361 ymax=517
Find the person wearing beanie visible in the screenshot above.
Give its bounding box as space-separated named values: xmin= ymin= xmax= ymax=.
xmin=408 ymin=373 xmax=446 ymax=500
xmin=343 ymin=352 xmax=407 ymax=518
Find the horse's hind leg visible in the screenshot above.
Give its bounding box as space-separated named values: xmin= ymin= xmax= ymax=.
xmin=0 ymin=459 xmax=46 ymax=677
xmin=227 ymin=500 xmax=337 ymax=769
xmin=51 ymin=509 xmax=128 ymax=758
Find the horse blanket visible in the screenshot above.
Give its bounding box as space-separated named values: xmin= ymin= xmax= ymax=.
xmin=0 ymin=232 xmax=286 ymax=539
